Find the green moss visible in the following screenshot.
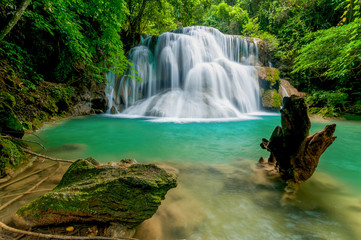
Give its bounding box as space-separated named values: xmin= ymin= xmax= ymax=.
xmin=273 ymin=89 xmax=282 ymax=108
xmin=0 ymin=93 xmax=24 ymax=138
xmin=16 ymin=158 xmax=177 ymax=227
xmin=266 ymin=68 xmax=281 ymax=87
xmin=262 ymin=89 xmax=282 ymax=109
xmin=0 ymin=138 xmax=27 ymax=177
xmin=0 ymin=92 xmax=16 ymax=108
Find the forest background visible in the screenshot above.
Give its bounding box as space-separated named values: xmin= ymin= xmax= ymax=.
xmin=0 ymin=0 xmax=360 ymax=123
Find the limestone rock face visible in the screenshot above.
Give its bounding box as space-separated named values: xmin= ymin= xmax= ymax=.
xmin=71 ymin=80 xmax=108 ymax=115
xmin=14 ymin=158 xmax=177 ymax=229
xmin=256 ymin=67 xmax=282 ymax=110
xmin=278 ymin=79 xmax=304 ymax=99
xmin=260 ymin=95 xmax=337 ymax=184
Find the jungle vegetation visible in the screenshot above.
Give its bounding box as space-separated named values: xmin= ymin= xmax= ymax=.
xmin=0 ymin=0 xmax=360 ymax=118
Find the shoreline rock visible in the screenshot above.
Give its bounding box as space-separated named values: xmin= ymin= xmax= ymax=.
xmin=13 ymin=158 xmax=177 ymax=237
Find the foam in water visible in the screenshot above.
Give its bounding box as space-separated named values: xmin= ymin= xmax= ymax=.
xmin=106 ymin=26 xmax=261 ymax=118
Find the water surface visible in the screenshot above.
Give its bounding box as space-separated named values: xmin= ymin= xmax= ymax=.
xmin=27 ymin=115 xmax=361 ymax=239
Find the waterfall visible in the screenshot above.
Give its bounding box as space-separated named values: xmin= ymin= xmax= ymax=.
xmin=107 ymin=26 xmax=261 ymax=118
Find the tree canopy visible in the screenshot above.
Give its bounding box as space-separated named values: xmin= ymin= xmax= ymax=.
xmin=0 ymin=0 xmax=360 ymax=115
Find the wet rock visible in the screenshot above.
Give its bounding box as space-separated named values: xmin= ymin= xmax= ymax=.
xmin=71 ymin=80 xmax=108 ymax=115
xmin=256 ymin=67 xmax=280 ymax=90
xmin=14 ymin=158 xmax=177 ymax=233
xmin=278 ymin=79 xmax=304 ymax=99
xmin=259 ymin=95 xmax=337 ymax=184
xmin=262 ymin=89 xmax=282 ymax=109
xmin=110 ymin=106 xmax=117 ymax=114
xmin=256 ymin=67 xmax=282 ymax=110
xmin=256 ymin=39 xmax=281 ymax=68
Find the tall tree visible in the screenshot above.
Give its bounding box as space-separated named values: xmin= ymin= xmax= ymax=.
xmin=0 ymin=0 xmax=31 ymax=42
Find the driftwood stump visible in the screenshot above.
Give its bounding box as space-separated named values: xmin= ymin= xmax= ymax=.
xmin=260 ymin=95 xmax=337 ymax=185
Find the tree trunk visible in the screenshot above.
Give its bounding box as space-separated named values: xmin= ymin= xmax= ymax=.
xmin=259 ymin=95 xmax=337 ymax=185
xmin=0 ymin=0 xmax=31 ymax=42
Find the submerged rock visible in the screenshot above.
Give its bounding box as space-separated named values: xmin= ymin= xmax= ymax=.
xmin=14 ymin=158 xmax=177 ymax=232
xmin=259 ymin=95 xmax=337 ymax=185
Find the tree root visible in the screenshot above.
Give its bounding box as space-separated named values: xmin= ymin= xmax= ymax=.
xmin=22 ymin=148 xmax=74 ymax=163
xmin=0 ymin=221 xmax=136 ymax=240
xmin=0 ymin=157 xmax=37 ymax=184
xmin=2 ymin=135 xmax=46 ymax=150
xmin=0 ymin=176 xmax=50 ymax=211
xmin=0 ymin=189 xmax=53 ymax=199
xmin=0 ymin=163 xmax=58 ymax=190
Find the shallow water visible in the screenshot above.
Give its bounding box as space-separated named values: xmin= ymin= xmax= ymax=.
xmin=26 ymin=115 xmax=361 ymax=239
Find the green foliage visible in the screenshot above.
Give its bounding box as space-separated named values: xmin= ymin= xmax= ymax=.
xmin=293 ymin=18 xmax=361 ymax=88
xmin=48 ymin=0 xmax=129 ymax=81
xmin=1 ymin=0 xmax=360 ymax=115
xmin=2 ymin=0 xmax=130 ymax=83
xmin=0 ymin=138 xmax=26 ymax=177
xmin=204 ymin=1 xmax=250 ymax=34
xmin=306 ymin=90 xmax=350 ymax=116
xmin=0 ymin=92 xmax=25 ymax=138
xmin=0 ymin=41 xmax=44 ymax=85
xmin=266 ymin=68 xmax=280 ymax=87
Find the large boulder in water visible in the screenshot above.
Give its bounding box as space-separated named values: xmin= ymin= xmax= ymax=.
xmin=13 ymin=158 xmax=177 ymax=231
xmin=260 ymin=95 xmax=337 ymax=184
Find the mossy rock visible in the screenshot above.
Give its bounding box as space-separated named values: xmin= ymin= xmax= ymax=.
xmin=0 ymin=92 xmax=24 ymax=138
xmin=0 ymin=138 xmax=27 ymax=177
xmin=14 ymin=158 xmax=177 ymax=229
xmin=262 ymin=89 xmax=282 ymax=109
xmin=256 ymin=67 xmax=281 ymax=90
xmin=266 ymin=68 xmax=280 ymax=87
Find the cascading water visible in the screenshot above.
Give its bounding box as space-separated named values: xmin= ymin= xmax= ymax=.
xmin=106 ymin=26 xmax=261 ymax=118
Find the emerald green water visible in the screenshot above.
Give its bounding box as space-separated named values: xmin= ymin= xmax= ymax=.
xmin=27 ymin=115 xmax=361 ymax=239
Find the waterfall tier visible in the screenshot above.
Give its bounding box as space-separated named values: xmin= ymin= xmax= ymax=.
xmin=106 ymin=26 xmax=261 ymax=118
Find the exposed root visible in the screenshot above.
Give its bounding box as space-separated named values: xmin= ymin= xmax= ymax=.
xmin=0 ymin=163 xmax=58 ymax=190
xmin=0 ymin=157 xmax=37 ymax=184
xmin=0 ymin=176 xmax=50 ymax=211
xmin=24 ymin=132 xmax=47 ymax=143
xmin=22 ymin=148 xmax=74 ymax=163
xmin=0 ymin=189 xmax=53 ymax=199
xmin=2 ymin=135 xmax=46 ymax=150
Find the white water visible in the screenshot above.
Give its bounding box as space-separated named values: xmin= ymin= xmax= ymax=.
xmin=106 ymin=26 xmax=261 ymax=118
xmin=281 ymin=85 xmax=289 ymax=97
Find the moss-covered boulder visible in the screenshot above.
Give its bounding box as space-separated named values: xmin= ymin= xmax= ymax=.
xmin=256 ymin=67 xmax=282 ymax=110
xmin=256 ymin=67 xmax=280 ymax=90
xmin=0 ymin=92 xmax=24 ymax=138
xmin=14 ymin=158 xmax=177 ymax=229
xmin=262 ymin=89 xmax=282 ymax=109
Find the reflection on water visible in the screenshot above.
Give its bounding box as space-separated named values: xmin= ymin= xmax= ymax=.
xmin=25 ymin=115 xmax=361 ymax=239
xmin=136 ymin=160 xmax=359 ymax=240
